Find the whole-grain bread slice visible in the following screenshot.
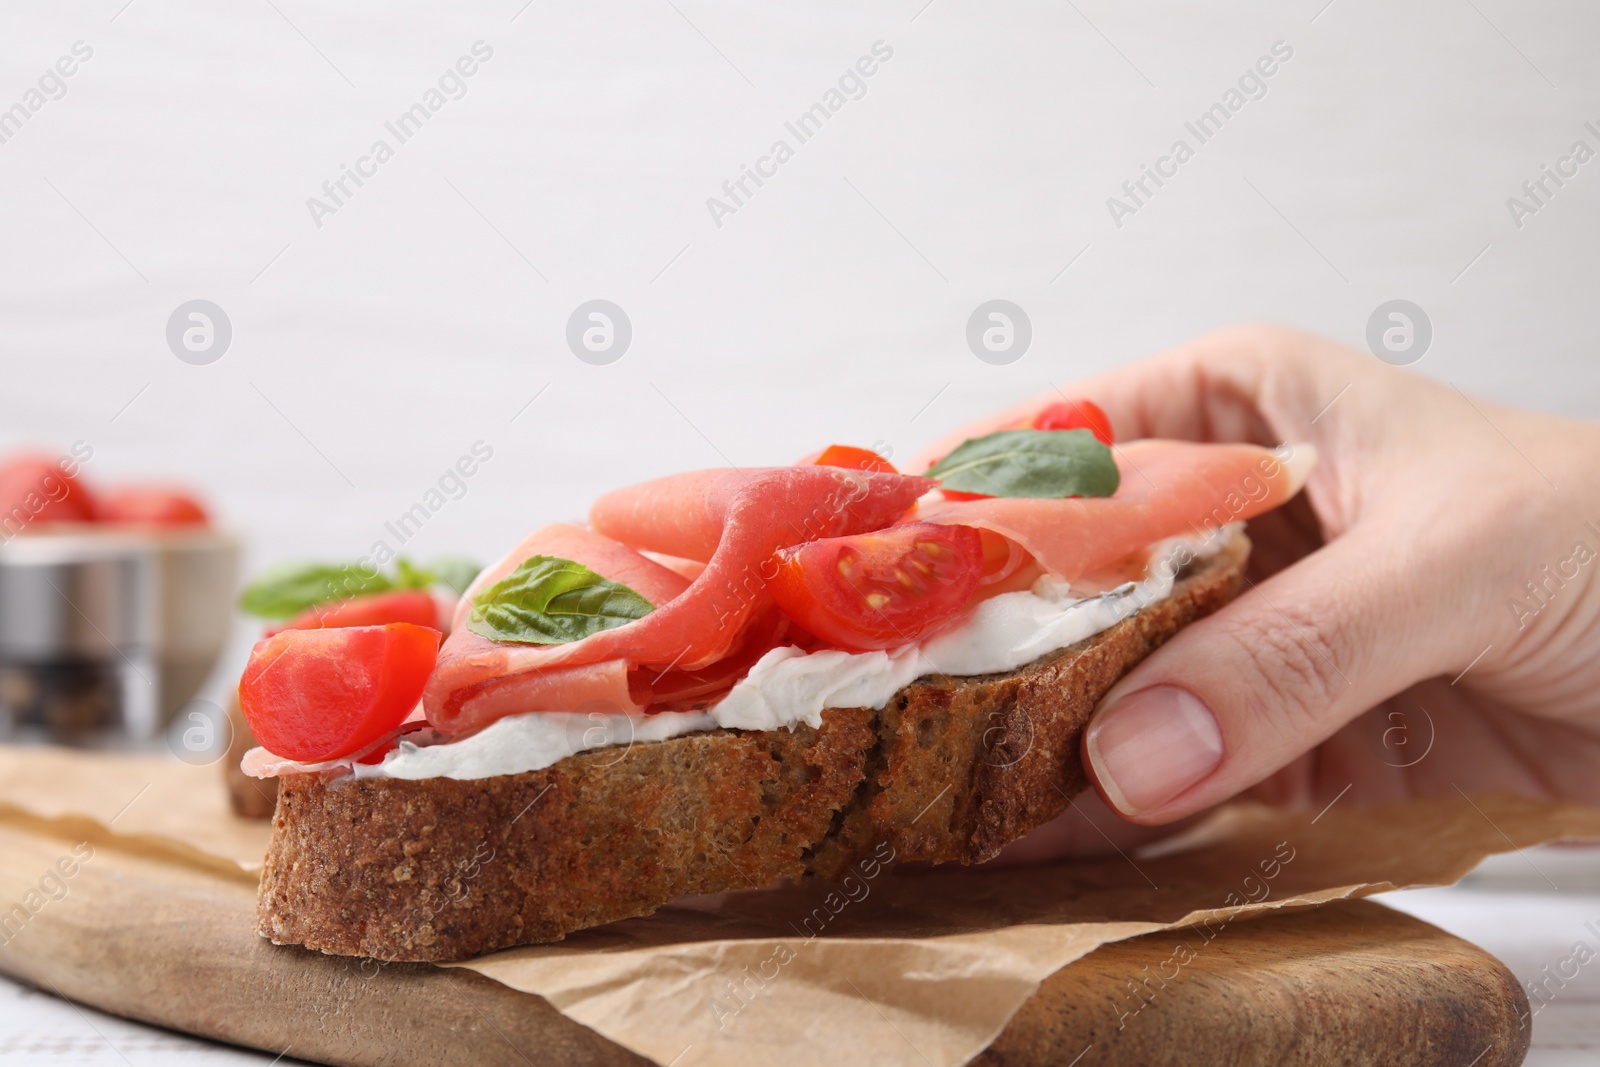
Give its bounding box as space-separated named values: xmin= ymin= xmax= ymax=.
xmin=257 ymin=530 xmax=1248 ymax=961
xmin=224 ymin=694 xmax=279 ymax=818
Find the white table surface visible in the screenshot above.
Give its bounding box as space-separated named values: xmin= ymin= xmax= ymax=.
xmin=3 ymin=845 xmax=1596 ymax=1066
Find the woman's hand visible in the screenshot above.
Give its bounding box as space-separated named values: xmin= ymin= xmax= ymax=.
xmin=967 ymin=325 xmax=1600 ymax=858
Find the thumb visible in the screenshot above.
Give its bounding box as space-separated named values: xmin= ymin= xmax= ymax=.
xmin=1082 ymin=530 xmax=1454 ymax=823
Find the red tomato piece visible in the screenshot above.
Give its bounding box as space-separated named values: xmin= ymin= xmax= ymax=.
xmin=805 ymin=444 xmax=898 ymax=474
xmin=1030 ymin=399 xmax=1114 ymax=444
xmin=938 ymin=489 xmax=991 ymax=502
xmin=270 ymin=589 xmax=439 ymax=635
xmin=767 ymin=522 xmax=983 ymax=651
xmin=96 ymin=486 xmax=209 ymax=526
xmin=238 ymin=623 xmax=441 ymax=762
xmin=0 ymin=454 xmax=95 ymax=530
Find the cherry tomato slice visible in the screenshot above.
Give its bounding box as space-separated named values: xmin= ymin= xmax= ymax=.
xmin=238 ymin=623 xmax=440 ymax=762
xmin=0 ymin=455 xmax=95 ymax=528
xmin=803 ymin=444 xmax=898 ymax=474
xmin=1030 ymin=399 xmax=1114 ymax=444
xmin=768 ymin=522 xmax=983 ymax=651
xmin=269 ymin=589 xmax=440 ymax=635
xmin=96 ymin=486 xmax=209 ymax=526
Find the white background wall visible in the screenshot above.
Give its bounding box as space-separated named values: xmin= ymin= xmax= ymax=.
xmin=2 ymin=0 xmax=1597 ymax=692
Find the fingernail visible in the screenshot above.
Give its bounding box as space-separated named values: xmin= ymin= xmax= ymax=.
xmin=1086 ymin=686 xmax=1223 ymax=815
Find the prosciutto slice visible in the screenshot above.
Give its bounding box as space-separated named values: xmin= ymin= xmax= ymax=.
xmin=915 ymin=438 xmax=1313 ymax=581
xmin=424 ymin=466 xmax=930 ymax=734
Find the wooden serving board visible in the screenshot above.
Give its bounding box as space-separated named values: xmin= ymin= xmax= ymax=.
xmin=0 ymin=819 xmax=1530 ymax=1067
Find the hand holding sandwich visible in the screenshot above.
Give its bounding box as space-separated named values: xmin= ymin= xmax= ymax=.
xmin=968 ymin=324 xmax=1600 ymax=838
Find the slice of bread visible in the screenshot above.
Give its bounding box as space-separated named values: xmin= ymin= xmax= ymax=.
xmin=257 ymin=530 xmax=1249 ymax=962
xmin=224 ymin=694 xmax=279 ymax=818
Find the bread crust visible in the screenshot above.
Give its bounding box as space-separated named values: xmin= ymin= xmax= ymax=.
xmin=224 ymin=693 xmax=279 ymax=819
xmin=258 ymin=532 xmax=1249 ymax=961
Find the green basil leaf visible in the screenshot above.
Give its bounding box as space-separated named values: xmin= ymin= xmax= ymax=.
xmin=466 ymin=555 xmax=655 ymax=645
xmin=237 ymin=563 xmax=395 ymax=619
xmin=425 ymin=555 xmax=484 ymax=597
xmin=926 ymin=428 xmax=1120 ymax=499
xmin=239 ymin=556 xmax=486 ymax=619
xmin=391 ymin=557 xmax=436 ymax=590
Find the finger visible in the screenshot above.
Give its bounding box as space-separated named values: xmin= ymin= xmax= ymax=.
xmin=913 ymin=324 xmax=1378 ymax=469
xmin=1074 ymin=324 xmax=1353 ymax=443
xmin=1080 ymin=528 xmax=1461 ymax=825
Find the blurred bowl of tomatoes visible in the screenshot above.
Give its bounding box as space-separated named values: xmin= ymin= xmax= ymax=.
xmin=0 ymin=450 xmax=237 ymax=746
